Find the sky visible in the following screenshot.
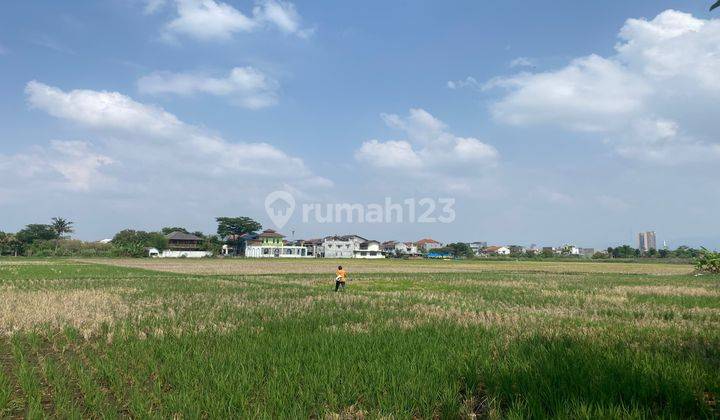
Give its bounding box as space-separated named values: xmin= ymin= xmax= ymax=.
xmin=1 ymin=0 xmax=719 ymax=249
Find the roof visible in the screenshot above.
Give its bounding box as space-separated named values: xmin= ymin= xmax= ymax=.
xmin=259 ymin=229 xmax=284 ymax=238
xmin=416 ymin=238 xmax=440 ymax=245
xmin=165 ymin=231 xmax=203 ymax=241
xmin=484 ymin=246 xmax=507 ymax=252
xmin=324 ymin=234 xmax=367 ymax=241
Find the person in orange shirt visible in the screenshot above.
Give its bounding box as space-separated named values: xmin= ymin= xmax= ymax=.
xmin=335 ymin=265 xmax=347 ymax=292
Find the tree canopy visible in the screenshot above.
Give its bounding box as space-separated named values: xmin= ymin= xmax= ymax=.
xmin=16 ymin=224 xmax=59 ymax=244
xmin=161 ymin=226 xmax=189 ymax=235
xmin=216 ymin=217 xmax=262 ymax=240
xmin=50 ymin=217 xmax=74 ymax=237
xmin=111 ymin=229 xmax=168 ymax=257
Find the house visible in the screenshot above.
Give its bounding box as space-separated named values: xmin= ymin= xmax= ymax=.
xmin=324 ymin=235 xmax=362 ymax=258
xmin=580 ymin=248 xmax=595 ymax=257
xmin=482 ymin=245 xmax=511 ymax=256
xmin=355 ymin=240 xmax=383 ymax=259
xmin=560 ymin=245 xmax=581 ymax=256
xmin=416 ymin=238 xmax=443 ymax=253
xmin=300 ymin=238 xmax=324 ymax=258
xmin=221 ymin=232 xmax=256 ymax=256
xmin=467 ymin=242 xmax=488 ymax=255
xmin=381 ymin=241 xmax=419 ymax=257
xmin=245 ymin=229 xmax=309 ymax=258
xmin=149 ymin=231 xmax=212 ymax=258
xmin=323 ymin=235 xmax=384 ymax=259
xmin=381 ymin=241 xmax=398 ymax=255
xmin=396 ymin=242 xmax=419 ymax=256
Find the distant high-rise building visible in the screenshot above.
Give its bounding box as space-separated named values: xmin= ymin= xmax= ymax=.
xmin=638 ymin=231 xmax=657 ymax=252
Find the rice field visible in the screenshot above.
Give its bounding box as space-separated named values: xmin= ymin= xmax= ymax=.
xmin=0 ymin=258 xmax=718 ymax=418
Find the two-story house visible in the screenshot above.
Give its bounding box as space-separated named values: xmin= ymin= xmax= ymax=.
xmin=245 ymin=229 xmax=308 ymax=258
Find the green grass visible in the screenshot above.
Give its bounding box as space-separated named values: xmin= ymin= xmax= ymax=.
xmin=0 ymin=259 xmax=718 ymax=418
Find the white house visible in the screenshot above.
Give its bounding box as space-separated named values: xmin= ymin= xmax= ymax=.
xmin=467 ymin=241 xmax=488 ymax=255
xmin=323 ymin=235 xmax=384 ymax=259
xmin=354 ymin=240 xmax=383 ymax=259
xmin=415 ymin=238 xmax=443 ymax=253
xmin=149 ymin=231 xmax=212 ymax=258
xmin=482 ymin=245 xmax=511 ymax=256
xmin=381 ymin=241 xmax=419 ymax=257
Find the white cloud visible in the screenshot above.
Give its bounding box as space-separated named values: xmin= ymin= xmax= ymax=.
xmin=355 ymin=140 xmax=422 ymax=169
xmin=161 ymin=0 xmax=311 ymax=41
xmin=447 ymin=77 xmax=481 ymax=91
xmin=253 ymin=0 xmax=314 ymax=38
xmin=485 ymin=10 xmax=720 ymax=165
xmin=509 ymin=57 xmax=534 ymax=68
xmin=356 ymin=109 xmax=499 ymax=186
xmin=487 ymin=54 xmax=651 ymax=132
xmin=137 ymin=66 xmax=279 ymax=109
xmin=144 ymin=0 xmax=168 ymax=14
xmin=0 ymin=140 xmax=113 ymax=191
xmin=21 ymin=81 xmax=330 ymax=193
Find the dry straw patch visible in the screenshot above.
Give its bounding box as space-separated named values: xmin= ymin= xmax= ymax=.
xmin=613 ymin=285 xmax=720 ymax=297
xmin=86 ymin=258 xmax=693 ymax=276
xmin=0 ymin=260 xmax=54 ymax=266
xmin=0 ymin=289 xmax=131 ymax=337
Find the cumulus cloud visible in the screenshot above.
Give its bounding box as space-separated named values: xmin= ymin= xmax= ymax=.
xmin=0 ymin=141 xmax=113 ymax=192
xmin=160 ymin=0 xmax=312 ymax=41
xmin=137 ymin=66 xmax=279 ymax=109
xmin=20 ymin=81 xmax=330 ymax=194
xmin=485 ymin=10 xmax=720 ymax=165
xmin=355 ymin=109 xmax=499 ymax=186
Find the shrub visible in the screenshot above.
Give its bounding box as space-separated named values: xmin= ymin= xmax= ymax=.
xmin=695 ymin=248 xmax=720 ymax=274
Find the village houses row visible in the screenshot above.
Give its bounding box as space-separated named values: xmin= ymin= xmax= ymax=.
xmin=150 ymin=229 xmax=594 ymax=259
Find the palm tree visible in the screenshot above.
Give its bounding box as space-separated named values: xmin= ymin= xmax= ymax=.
xmin=50 ymin=217 xmax=74 ymax=238
xmin=713 ymin=1 xmax=720 ymax=11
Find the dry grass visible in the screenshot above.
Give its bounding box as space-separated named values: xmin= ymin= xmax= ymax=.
xmin=0 ymin=289 xmax=131 ymax=337
xmin=86 ymin=258 xmax=693 ymax=276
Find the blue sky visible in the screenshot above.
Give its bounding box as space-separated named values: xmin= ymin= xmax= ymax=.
xmin=1 ymin=0 xmax=719 ymax=249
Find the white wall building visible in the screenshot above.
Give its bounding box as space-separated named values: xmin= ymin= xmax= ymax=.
xmin=244 ymin=229 xmax=309 ymax=258
xmin=148 ymin=248 xmax=212 ymax=258
xmin=323 ymin=235 xmax=384 ymax=259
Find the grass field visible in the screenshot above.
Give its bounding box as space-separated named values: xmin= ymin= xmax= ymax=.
xmin=0 ymin=258 xmax=718 ymax=418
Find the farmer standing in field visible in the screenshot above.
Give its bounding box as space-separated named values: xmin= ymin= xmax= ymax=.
xmin=335 ymin=265 xmax=347 ymax=291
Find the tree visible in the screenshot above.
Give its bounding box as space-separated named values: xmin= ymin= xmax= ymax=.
xmin=50 ymin=217 xmax=74 ymax=238
xmin=161 ymin=226 xmax=189 ymax=235
xmin=0 ymin=233 xmax=22 ymax=257
xmin=445 ymin=243 xmax=475 ymax=259
xmin=712 ymin=1 xmax=720 ymax=11
xmin=541 ymin=248 xmax=555 ymax=258
xmin=216 ymin=217 xmax=262 ymax=238
xmin=111 ymin=229 xmax=168 ymax=257
xmin=16 ymin=224 xmax=59 ymax=245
